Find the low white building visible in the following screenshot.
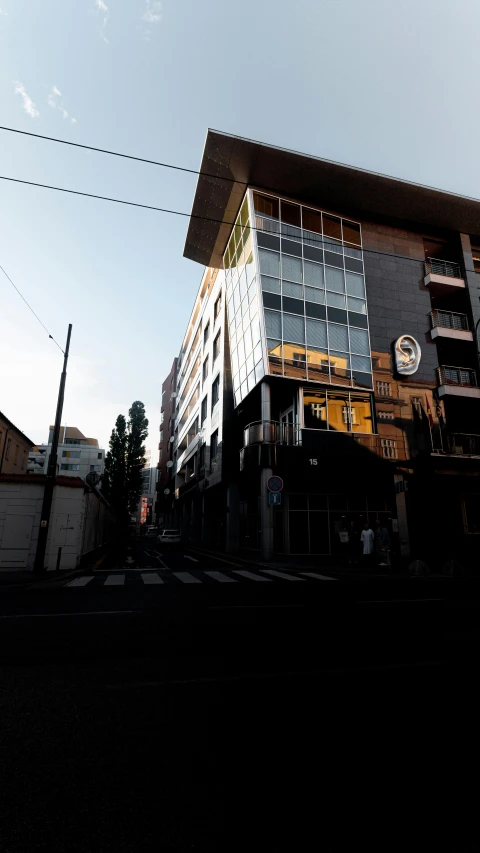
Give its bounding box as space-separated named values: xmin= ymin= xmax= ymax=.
xmin=0 ymin=473 xmax=116 ymax=571
xmin=28 ymin=426 xmax=105 ymax=482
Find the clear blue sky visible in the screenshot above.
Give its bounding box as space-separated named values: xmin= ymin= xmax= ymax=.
xmin=1 ymin=0 xmax=480 ymax=457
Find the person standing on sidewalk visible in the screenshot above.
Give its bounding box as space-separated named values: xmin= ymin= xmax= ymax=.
xmin=374 ymin=521 xmax=390 ymax=567
xmin=347 ymin=521 xmax=359 ymax=566
xmin=360 ymin=523 xmax=375 ymax=568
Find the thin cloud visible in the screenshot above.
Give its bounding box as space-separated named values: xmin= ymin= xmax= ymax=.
xmin=47 ymin=85 xmax=77 ymax=125
xmin=14 ymin=82 xmax=39 ymax=119
xmin=95 ymin=0 xmax=109 ymax=42
xmin=143 ymin=0 xmax=162 ymax=24
xmin=0 ymin=8 xmax=8 ymax=16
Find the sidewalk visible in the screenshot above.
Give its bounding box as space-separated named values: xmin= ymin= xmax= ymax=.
xmin=0 ymin=566 xmax=82 ymax=588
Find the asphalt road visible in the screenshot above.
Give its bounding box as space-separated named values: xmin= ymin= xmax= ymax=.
xmin=0 ymin=540 xmax=479 ymax=850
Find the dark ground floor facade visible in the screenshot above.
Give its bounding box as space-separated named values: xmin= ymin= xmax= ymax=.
xmin=172 ymin=442 xmax=479 ymax=572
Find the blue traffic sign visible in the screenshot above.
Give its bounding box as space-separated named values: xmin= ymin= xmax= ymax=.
xmin=268 ymin=492 xmax=282 ymax=506
xmin=267 ymin=475 xmax=284 ymax=493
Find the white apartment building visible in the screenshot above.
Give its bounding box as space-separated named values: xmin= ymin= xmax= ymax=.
xmin=173 ymin=266 xmax=236 ymax=547
xmin=27 ymin=426 xmax=105 ymax=482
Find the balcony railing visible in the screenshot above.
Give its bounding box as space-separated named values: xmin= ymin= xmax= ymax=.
xmin=244 ymin=420 xmax=301 ymax=447
xmin=430 ymin=310 xmax=469 ymax=332
xmin=438 ymin=365 xmax=478 ymax=387
xmin=425 ymin=258 xmax=461 ymax=278
xmin=447 ymin=433 xmax=480 ymax=456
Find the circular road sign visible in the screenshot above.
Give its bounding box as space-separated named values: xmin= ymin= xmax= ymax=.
xmin=267 ymin=475 xmax=284 ymax=493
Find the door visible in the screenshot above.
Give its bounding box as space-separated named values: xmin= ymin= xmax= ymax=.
xmin=280 ymin=406 xmax=296 ymax=445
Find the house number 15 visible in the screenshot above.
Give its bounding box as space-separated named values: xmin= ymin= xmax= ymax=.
xmin=309 ymin=459 xmax=318 ymax=466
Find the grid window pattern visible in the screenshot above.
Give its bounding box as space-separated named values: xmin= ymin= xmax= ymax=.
xmin=251 ymin=192 xmax=370 ymax=392
xmin=303 ymin=389 xmax=373 ymax=434
xmin=62 ymin=450 xmax=81 ymax=458
xmin=213 ymin=331 xmax=221 ymax=362
xmin=61 ymin=463 xmax=80 ymax=471
xmin=224 ymin=195 xmax=264 ymax=407
xmin=202 ymin=356 xmax=209 ymax=382
xmin=201 ymin=395 xmax=208 ymax=424
xmin=381 ymin=439 xmax=397 ymax=459
xmin=376 ymin=381 xmax=392 ymax=396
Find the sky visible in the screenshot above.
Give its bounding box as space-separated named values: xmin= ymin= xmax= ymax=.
xmin=1 ymin=0 xmax=480 ymax=460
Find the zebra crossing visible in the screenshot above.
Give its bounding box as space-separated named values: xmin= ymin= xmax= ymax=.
xmin=64 ymin=568 xmax=336 ymax=588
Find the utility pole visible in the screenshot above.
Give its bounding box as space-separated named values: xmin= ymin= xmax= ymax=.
xmin=34 ymin=324 xmax=72 ymax=574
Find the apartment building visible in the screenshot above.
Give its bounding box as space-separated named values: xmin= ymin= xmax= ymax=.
xmin=28 ymin=426 xmax=105 ymax=482
xmin=156 ymin=358 xmax=178 ymax=526
xmin=174 ymin=130 xmax=480 ymax=565
xmin=0 ymin=411 xmax=34 ymax=475
xmin=170 ymin=266 xmax=234 ymax=547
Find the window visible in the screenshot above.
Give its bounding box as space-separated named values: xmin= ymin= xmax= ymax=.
xmin=214 ymin=295 xmax=222 ymax=322
xmin=211 ymin=429 xmax=219 ymax=460
xmin=61 ymin=463 xmax=80 ymax=471
xmin=90 ymin=465 xmax=101 ymax=472
xmin=378 ymin=411 xmax=394 ymax=420
xmin=65 ymin=438 xmax=81 ymax=445
xmin=303 ymin=390 xmax=373 ymax=433
xmin=411 ymin=396 xmax=423 ymax=416
xmin=213 ymin=331 xmax=221 ymax=362
xmin=211 ymin=375 xmax=220 ymax=410
xmin=202 ymin=356 xmax=209 ymax=382
xmin=5 ymin=438 xmax=11 ymax=460
xmin=201 ymin=395 xmax=208 ymax=424
xmin=21 ymin=449 xmax=27 ymax=471
xmin=381 ymin=439 xmax=397 ymax=459
xmin=97 ymin=452 xmax=102 ymax=460
xmin=342 ymin=406 xmax=357 ymax=426
xmin=198 ymin=443 xmax=205 ymax=470
xmin=376 ymin=381 xmax=392 ymax=397
xmin=14 ymin=444 xmax=19 ymax=464
xmin=62 ymin=450 xmax=81 ymax=458
xmin=204 ymin=322 xmax=210 ymax=346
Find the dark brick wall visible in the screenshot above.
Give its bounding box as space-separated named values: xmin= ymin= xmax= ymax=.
xmin=362 ymin=222 xmax=439 ymax=384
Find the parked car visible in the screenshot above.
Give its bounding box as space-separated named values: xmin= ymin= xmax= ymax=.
xmin=157 ymin=529 xmax=181 ymax=545
xmin=146 ymin=526 xmax=157 ymax=536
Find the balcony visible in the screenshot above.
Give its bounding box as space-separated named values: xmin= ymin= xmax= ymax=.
xmin=437 ymin=365 xmax=480 ymax=399
xmin=424 ymin=258 xmax=465 ymax=293
xmin=447 ymin=433 xmax=480 ymax=457
xmin=430 ymin=310 xmax=473 ymax=342
xmin=243 ymin=420 xmax=302 ymax=447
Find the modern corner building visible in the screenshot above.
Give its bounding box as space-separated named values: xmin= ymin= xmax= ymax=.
xmin=168 ymin=130 xmax=480 ymax=565
xmin=27 ymin=426 xmax=105 ymax=482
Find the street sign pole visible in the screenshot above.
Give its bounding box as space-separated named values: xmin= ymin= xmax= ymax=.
xmin=34 ymin=324 xmax=72 ymax=574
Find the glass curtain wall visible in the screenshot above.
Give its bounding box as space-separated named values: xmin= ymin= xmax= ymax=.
xmin=224 ymin=190 xmax=373 ymax=408
xmin=253 ymin=192 xmax=372 ymax=391
xmin=224 ymin=196 xmax=264 ymax=407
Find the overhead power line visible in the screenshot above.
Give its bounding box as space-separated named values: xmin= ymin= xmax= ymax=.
xmin=0 ymin=172 xmax=433 ymax=268
xmin=0 ymin=263 xmax=65 ymax=353
xmin=0 ymin=124 xmax=244 ymax=186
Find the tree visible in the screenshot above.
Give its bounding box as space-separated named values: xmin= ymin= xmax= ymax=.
xmin=101 ymin=402 xmax=149 ymax=522
xmin=126 ymin=401 xmax=149 ymax=514
xmin=102 ymin=415 xmax=128 ymax=518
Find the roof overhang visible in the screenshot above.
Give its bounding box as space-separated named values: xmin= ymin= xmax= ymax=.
xmin=184 ymin=129 xmax=480 ymax=269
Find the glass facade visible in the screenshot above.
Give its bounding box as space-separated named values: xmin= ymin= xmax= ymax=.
xmin=224 ymin=196 xmax=264 ymax=407
xmin=224 ymin=190 xmax=372 ymax=407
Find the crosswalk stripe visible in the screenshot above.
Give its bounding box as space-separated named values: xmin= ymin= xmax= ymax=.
xmin=65 ymin=576 xmax=94 ymax=587
xmin=260 ymin=569 xmax=305 ymax=581
xmin=184 ymin=555 xmax=199 ymax=563
xmin=204 ymin=570 xmax=237 ymax=583
xmin=104 ymin=574 xmax=125 ymax=586
xmin=300 ymin=572 xmax=337 ymax=581
xmin=232 ymin=570 xmax=272 ymax=582
xmin=141 ymin=573 xmax=164 ymax=584
xmin=173 ymin=572 xmax=202 ymax=584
